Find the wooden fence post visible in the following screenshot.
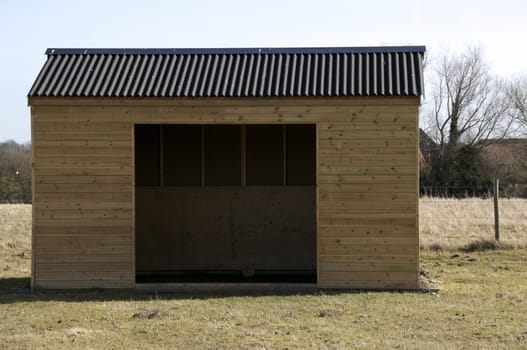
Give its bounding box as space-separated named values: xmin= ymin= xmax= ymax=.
xmin=494 ymin=179 xmax=500 ymax=241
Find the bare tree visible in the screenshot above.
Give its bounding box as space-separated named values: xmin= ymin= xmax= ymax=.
xmin=509 ymin=76 xmax=527 ymax=132
xmin=0 ymin=140 xmax=32 ymax=203
xmin=427 ymin=46 xmax=515 ymax=157
xmin=421 ymin=46 xmax=517 ymax=190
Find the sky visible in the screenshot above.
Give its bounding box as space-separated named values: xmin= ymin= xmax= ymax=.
xmin=1 ymin=0 xmax=526 ymax=142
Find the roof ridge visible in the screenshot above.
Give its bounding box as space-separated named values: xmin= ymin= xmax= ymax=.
xmin=45 ymin=46 xmax=426 ymax=56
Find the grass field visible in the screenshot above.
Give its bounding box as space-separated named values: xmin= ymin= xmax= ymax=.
xmin=420 ymin=197 xmax=527 ymax=249
xmin=1 ymin=203 xmax=526 ymax=349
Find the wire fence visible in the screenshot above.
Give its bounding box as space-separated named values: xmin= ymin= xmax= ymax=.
xmin=420 ymin=186 xmax=494 ymax=198
xmin=420 ymin=195 xmax=527 ymax=249
xmin=421 ymin=183 xmax=527 ymax=199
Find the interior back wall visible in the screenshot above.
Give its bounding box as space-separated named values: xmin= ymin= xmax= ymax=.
xmin=135 ymin=186 xmax=316 ymax=273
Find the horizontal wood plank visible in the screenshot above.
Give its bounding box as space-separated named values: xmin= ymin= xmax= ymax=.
xmin=319 ymin=262 xmax=416 ymax=272
xmin=318 ymin=165 xmax=416 ymax=176
xmin=319 ymin=271 xmax=416 ymax=281
xmin=319 ymin=156 xmax=416 ymax=167
xmin=35 ymin=201 xmax=133 ymax=210
xmin=34 ymin=280 xmax=134 ymax=289
xmin=319 ymin=254 xmax=417 ymax=264
xmin=35 ymin=147 xmax=131 ymax=158
xmin=35 ymin=167 xmax=132 ymax=176
xmin=33 ymin=130 xmax=131 ymax=141
xmin=35 ymin=244 xmax=132 ymax=255
xmin=35 ymin=271 xmax=134 ymax=281
xmin=29 ymin=96 xmax=420 ymax=107
xmin=318 ymin=138 xmax=415 ymax=148
xmin=319 ymin=192 xmax=415 ymax=202
xmin=36 ymin=175 xmax=132 ymax=185
xmin=35 ymin=234 xmax=132 ymax=245
xmin=317 ymin=280 xmax=417 ymax=289
xmin=319 ymin=148 xmax=416 ymax=157
xmin=35 ymin=183 xmax=131 ymax=193
xmin=319 ymin=183 xmax=416 ymax=193
xmin=35 ymin=208 xmax=132 ymax=220
xmin=33 ymin=140 xmax=131 ymax=148
xmin=35 ymin=253 xmax=132 ymax=263
xmin=35 ymin=192 xmax=133 ymax=202
xmin=319 ymin=121 xmax=417 ymax=131
xmin=36 ymin=262 xmax=131 ymax=273
xmin=318 ymin=217 xmax=416 ymax=227
xmin=319 ymin=236 xmax=418 ymax=246
xmin=318 ymin=174 xmax=416 ymax=184
xmin=318 ymin=226 xmax=417 ymax=238
xmin=34 ymin=158 xmax=132 ymax=169
xmin=33 ymin=120 xmax=132 ymax=131
xmin=32 ymin=104 xmax=417 ymax=116
xmin=34 ymin=225 xmax=132 ymax=236
xmin=318 ymin=200 xmax=416 ymax=211
xmin=319 ymin=245 xmax=415 ymax=255
xmin=35 ymin=218 xmax=132 ymax=227
xmin=319 ymin=130 xmax=416 ymax=140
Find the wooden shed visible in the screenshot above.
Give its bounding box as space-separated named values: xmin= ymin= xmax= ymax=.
xmin=28 ymin=46 xmax=425 ymax=290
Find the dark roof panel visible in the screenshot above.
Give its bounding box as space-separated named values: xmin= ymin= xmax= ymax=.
xmin=29 ymin=46 xmax=425 ymax=98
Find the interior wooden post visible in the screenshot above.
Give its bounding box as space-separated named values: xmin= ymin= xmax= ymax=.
xmin=159 ymin=125 xmax=164 ymax=187
xmin=241 ymin=125 xmax=246 ymax=186
xmin=283 ymin=125 xmax=287 ymax=186
xmin=200 ymin=125 xmax=205 ymax=187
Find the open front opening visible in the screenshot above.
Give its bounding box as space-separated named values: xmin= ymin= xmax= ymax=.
xmin=134 ymin=124 xmax=316 ymax=284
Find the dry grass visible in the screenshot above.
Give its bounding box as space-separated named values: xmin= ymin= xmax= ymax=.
xmin=0 ymin=250 xmax=525 ymax=349
xmin=420 ymin=197 xmax=527 ymax=250
xmin=0 ymin=204 xmax=31 ymax=250
xmin=0 ymin=204 xmax=31 ymax=281
xmin=0 ymin=204 xmax=526 ymax=349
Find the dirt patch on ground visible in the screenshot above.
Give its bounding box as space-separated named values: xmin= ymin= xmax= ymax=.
xmin=132 ymin=310 xmax=162 ymax=319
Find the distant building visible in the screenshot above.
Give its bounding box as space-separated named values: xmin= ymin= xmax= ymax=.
xmin=481 ymin=138 xmax=527 ymax=197
xmin=419 ymin=129 xmax=438 ymax=167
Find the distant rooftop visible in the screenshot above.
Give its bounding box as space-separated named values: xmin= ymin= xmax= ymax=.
xmin=29 ymin=46 xmax=425 ymax=98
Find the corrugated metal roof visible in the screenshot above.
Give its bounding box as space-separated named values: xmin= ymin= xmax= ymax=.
xmin=29 ymin=46 xmax=425 ymax=98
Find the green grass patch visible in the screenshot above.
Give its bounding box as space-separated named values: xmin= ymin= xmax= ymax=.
xmin=459 ymin=238 xmax=517 ymax=252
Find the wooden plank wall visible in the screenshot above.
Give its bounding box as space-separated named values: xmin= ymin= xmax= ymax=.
xmin=31 ymin=104 xmax=135 ymax=289
xmin=30 ymin=97 xmax=419 ymax=289
xmin=135 ymin=187 xmax=316 ymax=273
xmin=317 ymin=115 xmax=419 ymax=289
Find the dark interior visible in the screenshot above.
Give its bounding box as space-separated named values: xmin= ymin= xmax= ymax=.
xmin=135 ymin=124 xmax=316 ymax=283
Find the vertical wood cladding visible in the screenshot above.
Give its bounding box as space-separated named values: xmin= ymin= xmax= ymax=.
xmin=31 ymin=97 xmax=419 ymax=289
